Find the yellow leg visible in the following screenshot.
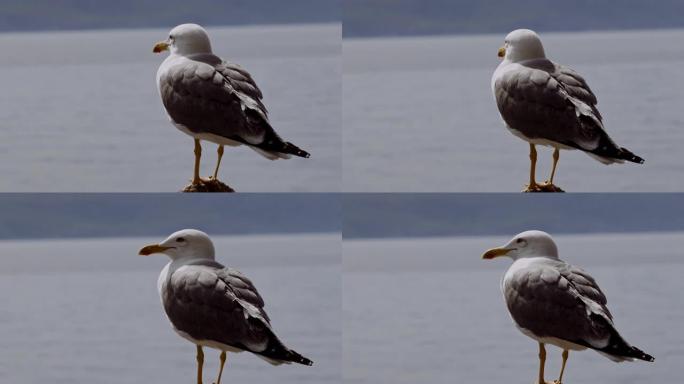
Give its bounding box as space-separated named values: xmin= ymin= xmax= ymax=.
xmin=530 ymin=144 xmax=538 ymax=187
xmin=193 ymin=139 xmax=202 ymax=185
xmin=196 ymin=345 xmax=204 ymax=384
xmin=549 ymin=148 xmax=560 ymax=184
xmin=538 ymin=342 xmax=546 ymax=384
xmin=523 ymin=144 xmax=541 ymax=192
xmin=536 ymin=343 xmax=556 ymax=384
xmin=540 ymin=148 xmax=564 ymax=192
xmin=555 ymin=349 xmax=569 ymax=384
xmin=213 ymin=145 xmax=224 ymax=180
xmin=215 ymin=351 xmax=227 ymax=384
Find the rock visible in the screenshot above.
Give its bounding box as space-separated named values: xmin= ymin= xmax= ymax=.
xmin=181 ymin=179 xmax=235 ymax=193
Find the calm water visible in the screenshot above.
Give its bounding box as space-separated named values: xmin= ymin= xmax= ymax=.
xmin=0 ymin=234 xmax=341 ymax=383
xmin=344 ymin=29 xmax=684 ymax=191
xmin=344 ymin=232 xmax=684 ymax=383
xmin=0 ymin=23 xmax=341 ymax=192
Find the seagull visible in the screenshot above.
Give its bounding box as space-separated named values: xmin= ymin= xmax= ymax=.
xmin=153 ymin=24 xmax=310 ymax=187
xmin=491 ymin=29 xmax=644 ymax=193
xmin=139 ymin=229 xmax=313 ymax=384
xmin=482 ymin=230 xmax=653 ymax=384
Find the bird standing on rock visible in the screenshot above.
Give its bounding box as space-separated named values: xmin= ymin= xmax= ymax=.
xmin=491 ymin=29 xmax=643 ymax=192
xmin=154 ymin=23 xmax=310 ymax=190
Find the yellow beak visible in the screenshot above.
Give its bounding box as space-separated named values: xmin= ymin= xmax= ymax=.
xmin=482 ymin=247 xmax=510 ymax=259
xmin=138 ymin=244 xmax=172 ymax=256
xmin=153 ymin=41 xmax=169 ymax=53
xmin=497 ymin=46 xmax=506 ymax=58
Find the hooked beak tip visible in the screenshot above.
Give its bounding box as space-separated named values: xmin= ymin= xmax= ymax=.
xmin=482 ymin=247 xmax=510 ymax=260
xmin=153 ymin=42 xmax=169 ymax=54
xmin=138 ymin=244 xmax=169 ymax=256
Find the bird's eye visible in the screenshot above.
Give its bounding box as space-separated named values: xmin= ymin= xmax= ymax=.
xmin=516 ymin=238 xmax=523 ymax=243
xmin=177 ymin=237 xmax=185 ymax=243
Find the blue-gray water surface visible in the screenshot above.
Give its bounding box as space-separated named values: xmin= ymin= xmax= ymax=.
xmin=344 ymin=29 xmax=684 ymax=191
xmin=0 ymin=24 xmax=340 ymax=191
xmin=343 ymin=232 xmax=684 ymax=383
xmin=0 ymin=234 xmax=340 ymax=383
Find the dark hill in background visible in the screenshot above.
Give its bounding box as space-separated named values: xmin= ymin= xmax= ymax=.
xmin=0 ymin=194 xmax=340 ymax=240
xmin=344 ymin=0 xmax=684 ymax=38
xmin=0 ymin=0 xmax=340 ymax=32
xmin=344 ymin=194 xmax=684 ymax=239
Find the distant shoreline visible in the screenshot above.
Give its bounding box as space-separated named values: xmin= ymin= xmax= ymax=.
xmin=0 ymin=21 xmax=340 ymax=36
xmin=344 ymin=229 xmax=684 ymax=241
xmin=0 ymin=231 xmax=339 ymax=243
xmin=342 ymin=26 xmax=684 ymax=40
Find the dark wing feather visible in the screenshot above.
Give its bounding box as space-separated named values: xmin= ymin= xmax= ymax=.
xmin=552 ymin=65 xmax=601 ymax=119
xmin=215 ymin=60 xmax=266 ymax=112
xmin=561 ymin=264 xmax=612 ymax=319
xmin=217 ymin=266 xmax=269 ymax=321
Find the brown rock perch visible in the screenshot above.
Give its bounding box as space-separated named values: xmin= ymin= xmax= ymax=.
xmin=182 ymin=179 xmax=235 ymax=193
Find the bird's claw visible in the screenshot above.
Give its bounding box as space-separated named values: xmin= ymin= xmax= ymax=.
xmin=540 ymin=181 xmax=564 ymax=192
xmin=522 ymin=182 xmax=564 ymax=193
xmin=522 ymin=183 xmax=545 ymax=193
xmin=190 ymin=177 xmax=213 ymax=185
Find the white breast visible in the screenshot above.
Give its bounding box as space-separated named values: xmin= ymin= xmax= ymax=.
xmin=157 ymin=262 xmax=171 ymax=300
xmin=156 ymin=54 xmax=181 ymax=93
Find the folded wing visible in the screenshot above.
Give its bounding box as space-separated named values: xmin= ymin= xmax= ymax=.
xmin=158 ymin=54 xmax=309 ymax=159
xmin=494 ymin=59 xmax=642 ymax=164
xmin=162 ymin=261 xmax=313 ymax=365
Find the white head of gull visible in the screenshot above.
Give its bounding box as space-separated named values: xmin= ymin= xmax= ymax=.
xmin=154 ymin=23 xmax=213 ymax=56
xmin=140 ymin=228 xmax=215 ymax=261
xmin=498 ymin=29 xmax=546 ymax=63
xmin=482 ymin=230 xmax=558 ymax=260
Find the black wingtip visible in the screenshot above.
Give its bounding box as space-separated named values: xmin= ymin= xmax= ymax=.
xmin=300 ymin=356 xmax=314 ymax=366
xmin=619 ymin=147 xmax=644 ymax=164
xmin=284 ymin=142 xmax=310 ymax=159
xmin=259 ymin=335 xmax=313 ymax=366
xmin=600 ymin=332 xmax=654 ymax=362
xmin=590 ymin=320 xmax=654 ymax=362
xmin=283 ymin=349 xmax=313 ymax=366
xmin=632 ymin=347 xmax=655 ymax=362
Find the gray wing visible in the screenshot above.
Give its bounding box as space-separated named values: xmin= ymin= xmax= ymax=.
xmin=217 ymin=266 xmax=270 ymax=322
xmin=504 ymin=261 xmax=614 ymax=349
xmin=561 ymin=263 xmax=612 ymax=319
xmin=494 ymin=58 xmax=621 ymax=155
xmin=552 ymin=64 xmax=601 ymax=119
xmin=162 ymin=261 xmax=273 ymax=352
xmin=214 ymin=59 xmax=266 ymax=113
xmin=159 ymin=54 xmax=310 ymax=158
xmin=159 ymin=53 xmax=274 ymax=145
